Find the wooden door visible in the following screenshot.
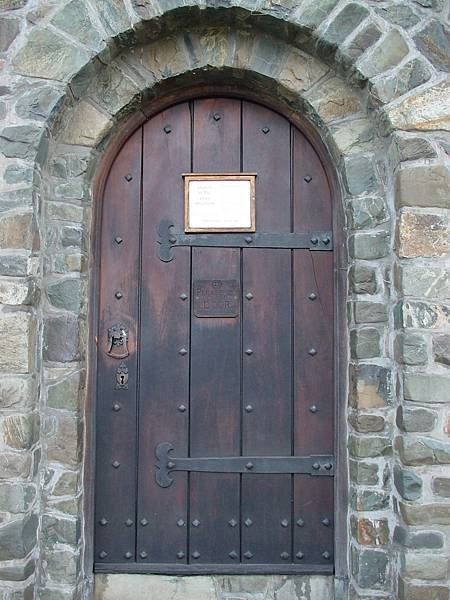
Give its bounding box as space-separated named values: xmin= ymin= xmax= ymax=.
xmin=94 ymin=98 xmax=334 ymax=574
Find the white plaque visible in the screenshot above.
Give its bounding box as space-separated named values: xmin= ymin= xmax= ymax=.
xmin=184 ymin=174 xmax=256 ymax=232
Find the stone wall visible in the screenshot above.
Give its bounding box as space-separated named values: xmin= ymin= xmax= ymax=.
xmin=0 ymin=1 xmax=449 ymax=599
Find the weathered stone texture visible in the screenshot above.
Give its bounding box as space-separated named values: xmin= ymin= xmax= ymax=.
xmin=395 ymin=301 xmax=449 ymax=330
xmin=395 ymin=265 xmax=449 ymax=300
xmin=0 ymin=313 xmax=34 ymax=373
xmin=433 ymin=477 xmax=450 ymax=498
xmin=359 ymin=29 xmax=409 ymax=78
xmin=352 ymin=516 xmax=389 ymax=546
xmin=433 ymin=334 xmax=450 ymax=366
xmin=0 ymin=17 xmax=20 ymax=51
xmin=45 ymin=415 xmax=82 ymax=467
xmin=397 ymin=211 xmax=448 ymax=258
xmin=43 ymin=315 xmax=80 ymax=363
xmin=398 ymin=578 xmax=449 ymax=600
xmin=400 ymin=502 xmax=450 ymax=526
xmin=404 ymin=373 xmax=450 ymax=404
xmin=395 ymin=332 xmax=428 ymax=365
xmin=397 ymin=406 xmax=437 ymax=433
xmin=414 ymin=20 xmax=450 ymax=71
xmin=402 ymin=552 xmax=448 ymax=580
xmin=348 ymin=196 xmax=388 ymax=230
xmin=398 ymin=436 xmax=450 ymax=465
xmin=350 ymin=364 xmax=393 ymax=409
xmin=349 ymin=264 xmax=377 ymax=295
xmin=396 ymin=166 xmax=450 ymax=209
xmin=0 ymin=514 xmax=37 ymax=561
xmin=349 ymin=231 xmax=390 ymax=260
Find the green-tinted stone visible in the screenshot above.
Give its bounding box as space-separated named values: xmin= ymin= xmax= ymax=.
xmin=349 ymin=460 xmax=379 ymax=485
xmin=349 ymin=231 xmax=390 ymax=260
xmin=0 ymin=17 xmax=20 ymax=51
xmin=400 ymin=502 xmax=450 ymax=526
xmin=371 ymin=59 xmax=431 ymax=105
xmin=396 ymin=406 xmax=437 ymax=433
xmin=348 ymin=196 xmax=388 ymax=230
xmin=414 ymin=20 xmax=450 ymax=72
xmin=343 ymin=22 xmax=382 ymax=61
xmin=433 ymin=477 xmax=450 ymax=498
xmin=349 ymin=413 xmax=385 ymax=433
xmin=349 ymin=435 xmax=391 ymax=459
xmin=350 ymin=327 xmax=381 ymax=359
xmin=395 ymin=264 xmax=449 ymax=300
xmin=52 ymin=471 xmax=78 ymax=497
xmin=376 ymin=4 xmax=420 ymax=28
xmin=359 ymin=29 xmax=409 ymax=78
xmin=15 ymin=86 xmax=63 ymax=121
xmin=354 ymin=302 xmax=388 ymax=324
xmin=353 ymin=548 xmax=389 ymax=590
xmin=352 ymin=489 xmax=389 ymax=511
xmin=0 ymin=514 xmax=37 ymax=561
xmin=391 ymin=135 xmax=436 ymax=165
xmin=394 ymin=526 xmax=444 ymax=549
xmin=433 ymin=334 xmax=450 ymax=366
xmin=0 ymin=125 xmax=43 ymax=159
xmin=41 ymin=514 xmax=80 ymax=547
xmin=47 ymin=371 xmax=82 ymax=412
xmin=404 ymin=373 xmax=450 ymax=404
xmin=350 ymin=364 xmax=393 ymax=409
xmin=294 ymin=0 xmax=340 ymax=29
xmin=395 ymin=301 xmax=449 ymax=330
xmin=52 ymin=0 xmax=103 ymax=50
xmin=4 ymin=164 xmax=34 ymax=184
xmin=0 ymin=483 xmax=35 ymax=513
xmin=47 ymin=278 xmax=83 ymax=312
xmin=394 ymin=465 xmax=422 ymax=500
xmin=343 ymin=155 xmax=378 ymax=195
xmin=394 ymin=332 xmax=428 ymax=366
xmin=320 ymin=3 xmax=369 ymax=55
xmin=349 ymin=265 xmax=377 ymax=295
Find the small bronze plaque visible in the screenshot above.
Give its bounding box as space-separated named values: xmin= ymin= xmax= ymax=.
xmin=194 ymin=280 xmax=239 ymax=318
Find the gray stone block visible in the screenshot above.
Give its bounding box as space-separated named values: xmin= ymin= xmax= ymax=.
xmin=414 ymin=20 xmax=450 ymax=72
xmin=352 ymin=548 xmax=389 ymax=590
xmin=348 ymin=196 xmax=389 ymax=230
xmin=395 ymin=332 xmax=428 ymax=365
xmin=43 ymin=315 xmax=80 ymax=363
xmin=349 ymin=460 xmax=379 ymax=485
xmin=396 ymin=406 xmax=437 ymax=433
xmin=349 ymin=231 xmax=390 ymax=260
xmin=395 ymin=301 xmax=449 ymax=330
xmin=0 ymin=125 xmax=43 ymax=159
xmin=350 ymin=328 xmax=381 ymax=358
xmin=350 ymin=364 xmax=393 ymax=409
xmin=394 ymin=465 xmax=422 ymax=500
xmin=432 ymin=477 xmax=450 ymax=498
xmin=349 ymin=265 xmax=377 ymax=295
xmin=349 ymin=413 xmax=385 ymax=433
xmin=349 ymin=435 xmax=391 ymax=458
xmin=433 ymin=334 xmax=450 ymax=366
xmin=0 ymin=514 xmax=37 ymax=561
xmin=404 ymin=374 xmax=450 ymax=404
xmin=354 ymin=301 xmax=388 ymax=323
xmin=396 ymin=165 xmax=450 ymax=209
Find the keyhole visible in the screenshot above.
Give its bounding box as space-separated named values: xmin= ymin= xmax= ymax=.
xmin=120 ymin=374 xmax=125 ymax=385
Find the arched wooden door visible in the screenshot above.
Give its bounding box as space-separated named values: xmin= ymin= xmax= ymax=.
xmin=94 ymin=98 xmax=334 ymax=574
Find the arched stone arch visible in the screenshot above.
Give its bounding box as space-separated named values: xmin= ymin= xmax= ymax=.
xmin=1 ymin=2 xmax=449 ymax=599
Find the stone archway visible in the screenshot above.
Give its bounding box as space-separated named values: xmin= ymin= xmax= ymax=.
xmin=0 ymin=2 xmax=449 ymax=599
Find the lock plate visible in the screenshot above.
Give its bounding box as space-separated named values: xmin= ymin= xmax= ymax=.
xmin=115 ymin=363 xmax=129 ymax=390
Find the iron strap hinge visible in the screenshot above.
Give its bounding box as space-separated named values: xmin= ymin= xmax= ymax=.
xmin=155 ymin=442 xmax=334 ymax=488
xmin=157 ymin=219 xmax=333 ymax=262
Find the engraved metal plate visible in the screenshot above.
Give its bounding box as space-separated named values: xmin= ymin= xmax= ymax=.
xmin=194 ymin=280 xmax=239 ymax=318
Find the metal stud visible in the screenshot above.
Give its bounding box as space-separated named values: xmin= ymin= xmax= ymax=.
xmin=324 ymin=462 xmax=333 ymax=470
xmin=125 ymin=519 xmax=133 ymax=527
xmin=169 ymin=236 xmax=177 ymax=244
xmin=140 ymin=518 xmax=149 ymax=526
xmin=229 ymin=550 xmax=238 ymax=559
xmin=281 ymin=519 xmax=289 ymax=528
xmin=112 ymin=460 xmax=120 ymax=468
xmin=304 ymin=175 xmax=312 ymax=183
xmin=177 ymin=519 xmax=185 ymax=527
xmin=124 ymin=173 xmax=133 ymax=182
xmin=115 ymin=291 xmax=123 ymax=300
xmin=310 ymin=237 xmax=318 ymax=245
xmin=308 ymin=348 xmax=317 ymax=356
xmin=99 ymin=551 xmax=108 ymax=559
xmin=280 ymin=552 xmax=289 ymax=560
xmin=178 ymin=404 xmax=187 ymax=413
xmin=177 ymin=551 xmax=185 ymax=559
xmin=192 ymin=551 xmax=200 ymax=559
xmin=124 ymin=551 xmax=132 ymax=559
xmin=244 ymin=551 xmax=253 ymax=559
xmin=99 ymin=517 xmax=108 ymax=526
xmin=245 ymin=462 xmax=254 ymax=470
xmin=296 ymin=551 xmax=304 ymax=560
xmin=213 ymin=113 xmax=221 ymax=121
xmin=115 ymin=236 xmax=123 ymax=245
xmin=245 ymin=348 xmax=253 ymax=355
xmin=245 ymin=292 xmax=254 ymax=300
xmin=179 ymin=348 xmax=187 ymax=356
xmin=309 ymin=405 xmax=318 ymax=413
xmin=192 ymin=519 xmax=200 ymax=527
xmin=261 ymin=126 xmax=270 ymax=134
xmin=179 ymin=293 xmax=188 ymax=301
xmin=296 ymin=518 xmax=305 ymax=527
xmin=112 ymin=403 xmax=121 ymax=412
xmin=244 ymin=518 xmax=253 ymax=527
xmin=308 ymin=292 xmax=317 ymax=300
xmin=245 ymin=236 xmax=253 ymax=244
xmin=322 ymin=518 xmax=331 ymax=526
xmin=163 ymin=125 xmax=172 ymax=134
xmin=322 ymin=551 xmax=331 ymax=560
xmin=140 ymin=551 xmax=148 ymax=559
xmin=322 ymin=236 xmax=330 ymax=245
xmin=167 ymin=461 xmax=175 ymax=469
xmin=312 ymin=462 xmax=320 ymax=470
xmin=245 ymin=405 xmax=253 ymax=413
xmin=228 ymin=519 xmax=238 ymax=528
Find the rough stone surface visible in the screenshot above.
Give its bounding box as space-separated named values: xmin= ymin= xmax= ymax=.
xmin=394 ymin=527 xmax=444 ymax=549
xmin=0 ymin=125 xmax=43 ymax=160
xmin=0 ymin=514 xmax=37 ymax=561
xmin=306 ymin=76 xmax=362 ymax=122
xmin=433 ymin=334 xmax=450 ymax=366
xmin=394 ymin=465 xmax=422 ymax=500
xmin=395 ymin=301 xmax=449 ymax=330
xmin=348 ymin=196 xmax=388 ymax=230
xmin=43 ymin=315 xmax=79 ymax=363
xmin=51 ymin=0 xmax=103 ymax=50
xmin=400 ymin=502 xmax=450 ymax=526
xmin=404 ymin=373 xmax=450 ymax=404
xmin=402 ymin=553 xmax=447 ymax=580
xmin=351 ymin=489 xmax=389 ymax=511
xmin=396 ymin=166 xmax=450 ymax=209
xmin=0 ymin=313 xmax=34 ymax=373
xmin=376 ymin=4 xmax=420 ymax=28
xmin=47 ymin=278 xmax=83 ymax=312
xmin=433 ymin=477 xmax=450 ymax=498
xmin=45 ymin=415 xmax=82 ymax=468
xmin=395 ymin=332 xmax=428 ymax=365
xmin=352 ymin=548 xmax=389 ymax=590
xmin=350 ymin=364 xmax=393 ymax=409
xmin=352 ymin=517 xmax=389 ymax=546
xmin=46 ymin=371 xmax=82 ymax=412
xmin=414 ymin=20 xmax=450 ymax=71
xmin=395 ymin=265 xmax=450 ymax=300
xmin=60 ymin=101 xmax=112 ymax=147
xmin=349 ymin=413 xmax=385 ymax=433
xmin=354 ymin=301 xmax=388 ymax=323
xmin=349 ymin=264 xmax=377 ymax=295
xmin=0 ymin=17 xmax=20 ymax=51
xmin=398 ymin=436 xmax=450 ymax=466
xmin=350 ymin=460 xmax=379 ymax=485
xmin=398 ymin=578 xmax=449 ymax=600
xmin=343 ymin=155 xmax=378 ymax=195
xmin=396 ymin=406 xmax=437 ymax=433
xmin=371 ymin=58 xmax=431 ymax=105
xmin=342 ymin=22 xmax=382 ymax=61
xmin=349 ymin=231 xmax=390 ymax=260
xmin=359 ymin=29 xmax=409 ymax=78
xmin=349 ymin=435 xmax=391 ymax=459
xmin=350 ymin=328 xmax=381 ymax=359
xmin=391 ymin=135 xmax=437 ymax=164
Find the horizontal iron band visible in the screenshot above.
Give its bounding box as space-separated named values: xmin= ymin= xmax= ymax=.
xmin=155 ymin=442 xmax=334 ymax=488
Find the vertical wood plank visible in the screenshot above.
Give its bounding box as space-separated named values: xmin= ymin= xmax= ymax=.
xmin=95 ymin=127 xmax=142 ymax=564
xmin=138 ymin=102 xmax=191 ymax=564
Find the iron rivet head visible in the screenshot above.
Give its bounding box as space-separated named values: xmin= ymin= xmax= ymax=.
xmin=309 ymin=405 xmax=318 ymax=413
xmin=177 ymin=551 xmax=185 ymax=559
xmin=245 ymin=462 xmax=254 ymax=470
xmin=296 ymin=551 xmax=304 ymax=560
xmin=178 ymin=404 xmax=187 ymax=413
xmin=163 ymin=125 xmax=172 ymax=134
xmin=213 ymin=113 xmax=221 ymax=121
xmin=124 ymin=551 xmax=132 ymax=559
xmin=179 ymin=348 xmax=187 ymax=356
xmin=261 ymin=126 xmax=270 ymax=134
xmin=245 ymin=348 xmax=253 ymax=356
xmin=244 ymin=551 xmax=253 ymax=559
xmin=324 ymin=462 xmax=333 ymax=470
xmin=308 ymin=348 xmax=317 ymax=356
xmin=245 ymin=292 xmax=254 ymax=300
xmin=167 ymin=461 xmax=176 ymax=469
xmin=245 ymin=236 xmax=253 ymax=244
xmin=308 ymin=292 xmax=317 ymax=300
xmin=244 ymin=518 xmax=253 ymax=527
xmin=124 ymin=173 xmax=133 ymax=182
xmin=179 ymin=293 xmax=188 ymax=301
xmin=304 ymin=175 xmax=312 ymax=183
xmin=245 ymin=405 xmax=253 ymax=413
xmin=192 ymin=551 xmax=200 ymax=559
xmin=140 ymin=551 xmax=148 ymax=559
xmin=280 ymin=552 xmax=289 ymax=560
xmin=322 ymin=518 xmax=331 ymax=526
xmin=229 ymin=550 xmax=238 ymax=559
xmin=192 ymin=519 xmax=200 ymax=527
xmin=312 ymin=462 xmax=320 ymax=470
xmin=281 ymin=519 xmax=289 ymax=528
xmin=112 ymin=403 xmax=121 ymax=412
xmin=322 ymin=236 xmax=330 ymax=245
xmin=115 ymin=236 xmax=123 ymax=245
xmin=140 ymin=518 xmax=148 ymax=527
xmin=228 ymin=519 xmax=238 ymax=527
xmin=169 ymin=236 xmax=177 ymax=244
xmin=322 ymin=551 xmax=331 ymax=560
xmin=177 ymin=519 xmax=185 ymax=527
xmin=112 ymin=460 xmax=120 ymax=468
xmin=310 ymin=237 xmax=318 ymax=245
xmin=99 ymin=551 xmax=108 ymax=559
xmin=125 ymin=519 xmax=133 ymax=527
xmin=296 ymin=518 xmax=304 ymax=527
xmin=99 ymin=517 xmax=108 ymax=526
xmin=115 ymin=291 xmax=123 ymax=300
